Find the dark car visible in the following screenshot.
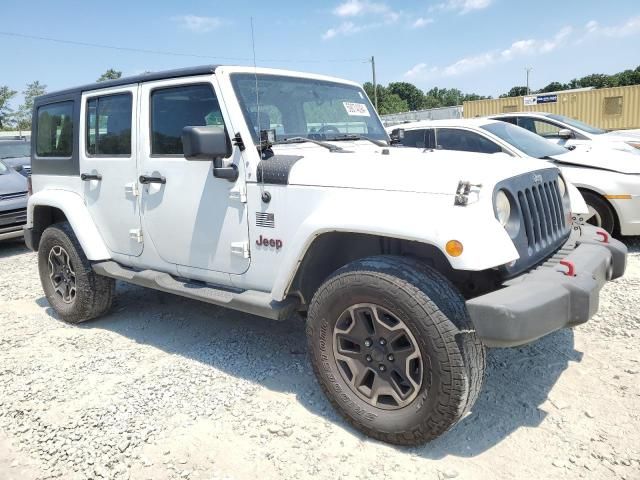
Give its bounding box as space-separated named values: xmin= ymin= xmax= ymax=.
xmin=0 ymin=159 xmax=28 ymax=241
xmin=0 ymin=138 xmax=31 ymax=177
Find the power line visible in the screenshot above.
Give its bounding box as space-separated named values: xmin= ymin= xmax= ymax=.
xmin=0 ymin=31 xmax=367 ymax=64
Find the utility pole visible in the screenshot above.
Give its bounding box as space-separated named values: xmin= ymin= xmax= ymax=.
xmin=525 ymin=67 xmax=533 ymax=95
xmin=371 ymin=56 xmax=378 ymax=112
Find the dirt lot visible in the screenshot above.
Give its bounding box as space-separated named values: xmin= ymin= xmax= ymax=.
xmin=1 ymin=238 xmax=639 ymax=480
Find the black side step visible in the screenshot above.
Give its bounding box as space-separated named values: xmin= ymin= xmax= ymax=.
xmin=92 ymin=261 xmax=299 ymax=321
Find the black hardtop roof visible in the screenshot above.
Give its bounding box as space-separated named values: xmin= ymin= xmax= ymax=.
xmin=37 ymin=65 xmax=220 ymax=102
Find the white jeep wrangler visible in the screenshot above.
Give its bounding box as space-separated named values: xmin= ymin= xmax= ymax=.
xmin=24 ymin=65 xmax=627 ymax=445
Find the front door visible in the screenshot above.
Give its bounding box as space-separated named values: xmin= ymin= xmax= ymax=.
xmin=137 ymin=76 xmax=250 ymax=276
xmin=81 ymin=86 xmax=143 ymax=257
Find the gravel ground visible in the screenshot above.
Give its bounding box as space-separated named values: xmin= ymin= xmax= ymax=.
xmin=1 ymin=238 xmax=639 ymax=480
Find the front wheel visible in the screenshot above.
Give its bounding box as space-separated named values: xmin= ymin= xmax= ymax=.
xmin=38 ymin=222 xmax=115 ymax=323
xmin=306 ymin=255 xmax=485 ymax=445
xmin=581 ymin=191 xmax=616 ymax=234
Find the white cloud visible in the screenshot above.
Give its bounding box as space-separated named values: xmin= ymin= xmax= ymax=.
xmin=323 ymin=0 xmax=402 ymax=39
xmin=433 ymin=0 xmax=493 ymax=15
xmin=322 ymin=21 xmax=365 ymax=40
xmin=583 ymin=16 xmax=640 ymax=37
xmin=405 ymin=25 xmax=574 ymax=80
xmin=333 ymin=0 xmax=390 ymax=17
xmin=172 ymin=15 xmax=223 ymax=33
xmin=412 ymin=17 xmax=434 ymax=28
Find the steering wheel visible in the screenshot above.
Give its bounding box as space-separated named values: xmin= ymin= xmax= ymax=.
xmin=316 ymin=125 xmax=341 ymax=135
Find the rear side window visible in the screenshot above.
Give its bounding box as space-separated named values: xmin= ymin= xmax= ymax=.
xmin=402 ymin=129 xmax=434 ymax=148
xmin=150 ymin=84 xmax=223 ymax=155
xmin=86 ymin=94 xmax=132 ymax=155
xmin=436 ymin=128 xmax=502 ymax=154
xmin=36 ymin=102 xmax=74 ymax=157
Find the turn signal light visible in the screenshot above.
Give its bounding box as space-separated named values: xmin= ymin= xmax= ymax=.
xmin=445 ymin=240 xmax=464 ymax=257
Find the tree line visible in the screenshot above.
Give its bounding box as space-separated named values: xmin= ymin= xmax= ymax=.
xmin=3 ymin=65 xmax=640 ymax=128
xmin=366 ymin=64 xmax=640 ymax=115
xmin=0 ymin=69 xmax=122 ymax=130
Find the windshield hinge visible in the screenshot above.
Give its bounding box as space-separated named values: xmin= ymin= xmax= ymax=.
xmin=229 ymin=184 xmax=247 ymax=203
xmin=233 ymin=132 xmax=246 ymax=151
xmin=231 ymin=241 xmax=250 ymax=258
xmin=129 ymin=229 xmax=143 ymax=243
xmin=455 ymin=181 xmax=483 ymax=206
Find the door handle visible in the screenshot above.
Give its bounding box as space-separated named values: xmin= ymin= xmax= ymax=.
xmin=139 ymin=175 xmax=166 ymax=185
xmin=81 ymin=173 xmax=102 ymax=181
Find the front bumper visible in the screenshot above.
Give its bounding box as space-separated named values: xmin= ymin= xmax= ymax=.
xmin=467 ymin=225 xmax=627 ymax=347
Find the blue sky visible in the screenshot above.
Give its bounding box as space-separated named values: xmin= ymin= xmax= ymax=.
xmin=2 ymin=0 xmax=640 ymax=106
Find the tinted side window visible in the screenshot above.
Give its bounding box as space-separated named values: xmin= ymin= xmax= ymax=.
xmin=494 ymin=116 xmax=518 ymax=126
xmin=36 ymin=102 xmax=73 ymax=157
xmin=86 ymin=94 xmax=132 ymax=155
xmin=151 ymin=84 xmax=223 ymax=155
xmin=436 ymin=128 xmax=502 ymax=154
xmin=402 ymin=129 xmax=434 ymax=148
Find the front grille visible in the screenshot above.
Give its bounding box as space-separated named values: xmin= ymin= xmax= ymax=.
xmin=0 ymin=208 xmax=27 ymax=228
xmin=516 ymin=180 xmax=566 ymax=254
xmin=496 ymin=169 xmax=570 ymax=278
xmin=0 ymin=191 xmax=27 ymax=201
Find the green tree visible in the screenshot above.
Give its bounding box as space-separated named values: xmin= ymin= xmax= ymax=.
xmin=576 ymin=73 xmax=615 ymax=89
xmin=387 ymin=82 xmax=425 ymax=111
xmin=499 ymin=86 xmax=528 ymax=98
xmin=14 ymin=81 xmax=47 ymax=131
xmin=0 ymin=86 xmax=18 ymax=130
xmin=97 ymin=69 xmax=122 ymax=82
xmin=537 ymin=81 xmax=567 ymax=93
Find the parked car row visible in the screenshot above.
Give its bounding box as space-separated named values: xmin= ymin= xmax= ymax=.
xmin=0 ymin=136 xmax=31 ymax=242
xmin=389 ymin=115 xmax=640 ymax=235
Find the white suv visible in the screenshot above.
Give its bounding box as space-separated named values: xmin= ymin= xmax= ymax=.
xmin=24 ymin=65 xmax=627 ymax=445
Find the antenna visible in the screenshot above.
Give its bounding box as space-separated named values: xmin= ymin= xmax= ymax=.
xmin=251 ymin=17 xmax=267 ymax=193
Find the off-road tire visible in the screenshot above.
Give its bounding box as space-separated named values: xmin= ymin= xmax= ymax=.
xmin=306 ymin=255 xmax=485 ymax=446
xmin=581 ymin=190 xmax=616 ymax=234
xmin=38 ymin=222 xmax=115 ymax=323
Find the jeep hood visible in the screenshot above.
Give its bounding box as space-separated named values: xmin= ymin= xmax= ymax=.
xmin=550 ymin=145 xmax=640 ymax=174
xmin=272 ymin=142 xmax=554 ymax=194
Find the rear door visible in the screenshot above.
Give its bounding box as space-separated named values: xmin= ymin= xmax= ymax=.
xmin=80 ymin=86 xmax=143 ymax=257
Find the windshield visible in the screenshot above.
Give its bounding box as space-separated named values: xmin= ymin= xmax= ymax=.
xmin=546 ymin=114 xmax=606 ymax=135
xmin=231 ymin=73 xmax=388 ymax=144
xmin=0 ymin=141 xmax=31 ymax=159
xmin=481 ymin=121 xmax=569 ymax=159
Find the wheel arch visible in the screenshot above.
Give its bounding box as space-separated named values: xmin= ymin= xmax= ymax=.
xmin=576 ymin=186 xmax=621 ymax=231
xmin=285 ymin=231 xmax=459 ymax=308
xmin=27 ymin=190 xmax=111 ymax=260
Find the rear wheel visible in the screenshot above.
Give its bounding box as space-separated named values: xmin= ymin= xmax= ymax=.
xmin=306 ymin=255 xmax=485 ymax=445
xmin=38 ymin=222 xmax=115 ymax=323
xmin=581 ymin=190 xmax=616 ymax=234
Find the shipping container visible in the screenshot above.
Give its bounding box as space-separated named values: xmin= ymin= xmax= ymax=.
xmin=463 ymin=84 xmax=640 ymax=130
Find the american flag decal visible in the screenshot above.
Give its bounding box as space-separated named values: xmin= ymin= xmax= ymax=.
xmin=256 ymin=212 xmax=275 ymax=228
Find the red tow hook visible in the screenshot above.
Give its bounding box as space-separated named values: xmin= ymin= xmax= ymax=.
xmin=559 ymin=259 xmax=577 ymax=277
xmin=596 ymin=230 xmax=610 ymax=244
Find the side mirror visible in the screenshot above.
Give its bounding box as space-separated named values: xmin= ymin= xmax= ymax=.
xmin=558 ymin=128 xmax=573 ymax=140
xmin=182 ymin=126 xmax=237 ymax=181
xmin=389 ymin=128 xmax=405 ymax=145
xmin=14 ymin=164 xmax=24 ymax=172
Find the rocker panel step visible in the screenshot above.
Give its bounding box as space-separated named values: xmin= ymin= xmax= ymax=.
xmin=92 ymin=261 xmax=298 ymax=321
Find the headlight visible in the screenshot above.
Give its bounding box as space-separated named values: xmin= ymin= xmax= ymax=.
xmin=557 ymin=176 xmax=567 ymax=198
xmin=626 ymin=141 xmax=640 ymax=150
xmin=495 ymin=190 xmax=511 ymax=227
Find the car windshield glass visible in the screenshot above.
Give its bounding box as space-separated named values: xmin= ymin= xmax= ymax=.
xmin=546 ymin=114 xmax=606 ymax=135
xmin=481 ymin=121 xmax=569 ymax=159
xmin=231 ymin=73 xmax=388 ymax=144
xmin=0 ymin=141 xmax=30 ymax=159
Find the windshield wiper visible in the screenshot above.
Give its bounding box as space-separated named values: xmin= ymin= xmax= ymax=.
xmin=272 ymin=137 xmax=346 ymax=153
xmin=326 ymin=134 xmax=388 ymax=147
